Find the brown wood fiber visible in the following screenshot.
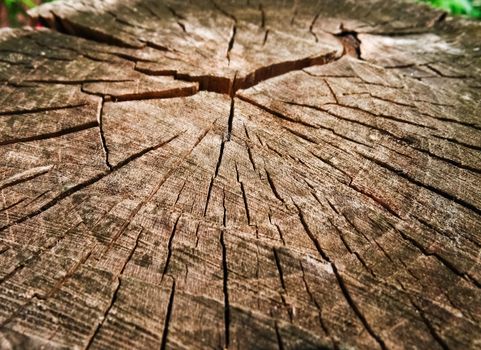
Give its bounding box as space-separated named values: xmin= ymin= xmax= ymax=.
xmin=0 ymin=0 xmax=480 ymax=349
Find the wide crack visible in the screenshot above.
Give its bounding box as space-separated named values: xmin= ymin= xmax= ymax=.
xmin=32 ymin=11 xmax=362 ymax=98
xmin=335 ymin=29 xmax=362 ymax=59
xmin=133 ymin=49 xmax=345 ymax=97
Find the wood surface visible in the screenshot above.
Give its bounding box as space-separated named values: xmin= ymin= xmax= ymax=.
xmin=0 ymin=0 xmax=480 ymax=349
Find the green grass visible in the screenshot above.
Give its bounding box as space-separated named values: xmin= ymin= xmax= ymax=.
xmin=419 ymin=0 xmax=481 ymax=18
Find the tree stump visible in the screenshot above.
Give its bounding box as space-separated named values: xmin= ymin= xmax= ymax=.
xmin=0 ymin=0 xmax=480 ymax=349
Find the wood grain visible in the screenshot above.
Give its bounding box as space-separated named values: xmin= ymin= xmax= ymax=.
xmin=0 ymin=0 xmax=480 ymax=349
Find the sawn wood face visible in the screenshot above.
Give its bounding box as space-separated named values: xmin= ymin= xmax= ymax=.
xmin=0 ymin=0 xmax=480 ymax=349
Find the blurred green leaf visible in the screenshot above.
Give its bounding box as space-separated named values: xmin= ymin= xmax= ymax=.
xmin=21 ymin=0 xmax=37 ymax=8
xmin=419 ymin=0 xmax=481 ymax=18
xmin=2 ymin=0 xmax=55 ymax=27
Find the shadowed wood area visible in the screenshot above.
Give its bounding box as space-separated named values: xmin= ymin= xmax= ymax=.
xmin=0 ymin=0 xmax=480 ymax=349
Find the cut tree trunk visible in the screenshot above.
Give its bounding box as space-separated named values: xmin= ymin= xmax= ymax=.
xmin=0 ymin=0 xmax=480 ymax=349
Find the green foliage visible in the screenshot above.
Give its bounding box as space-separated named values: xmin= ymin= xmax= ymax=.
xmin=419 ymin=0 xmax=481 ymax=18
xmin=1 ymin=0 xmax=53 ymax=27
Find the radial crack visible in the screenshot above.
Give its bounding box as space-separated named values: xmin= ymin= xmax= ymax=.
xmin=0 ymin=133 xmax=182 ymax=233
xmin=265 ymin=170 xmax=285 ymax=203
xmin=389 ymin=222 xmax=481 ymax=288
xmin=273 ymin=248 xmax=286 ymax=290
xmin=161 ymin=215 xmax=182 ymax=281
xmin=226 ymin=24 xmax=237 ymax=64
xmin=166 ymin=4 xmax=187 ymax=33
xmin=308 ymin=9 xmax=321 ymax=42
xmin=238 ymin=95 xmax=318 ymax=128
xmin=97 ymin=97 xmax=113 ymax=171
xmin=411 ymin=299 xmax=450 ymax=350
xmin=299 ymin=261 xmax=337 ymax=348
xmin=0 ymin=103 xmax=87 ymax=117
xmin=0 ymin=165 xmax=53 ymax=191
xmin=259 ymin=4 xmax=266 ymax=28
xmin=160 ymin=279 xmax=176 ymax=350
xmin=360 ymin=153 xmax=481 ymax=217
xmin=214 ymin=139 xmax=226 ymax=177
xmin=0 ymin=121 xmax=98 ymax=146
xmin=292 ymin=201 xmax=387 ymax=350
xmin=84 ymin=228 xmax=143 ymax=349
xmin=227 ymin=81 xmax=236 ymax=139
xmin=204 ymin=176 xmax=215 ymax=216
xmin=220 ymin=227 xmax=230 ymax=348
xmin=240 ymin=181 xmax=251 ymax=225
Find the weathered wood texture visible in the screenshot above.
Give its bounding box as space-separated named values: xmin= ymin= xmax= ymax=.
xmin=0 ymin=0 xmax=480 ymax=349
